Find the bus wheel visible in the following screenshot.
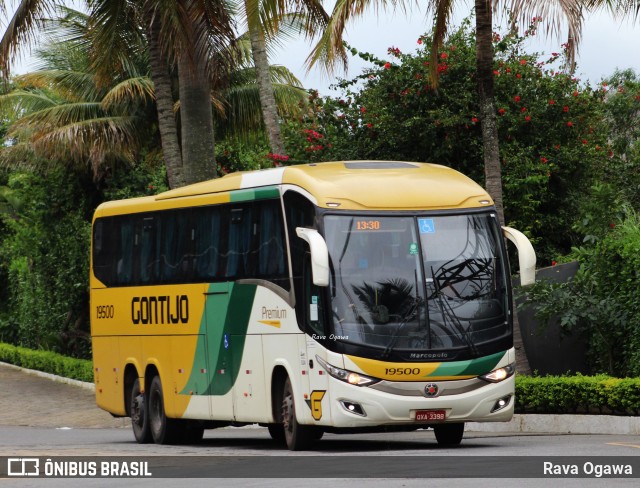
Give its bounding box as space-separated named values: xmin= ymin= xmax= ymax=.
xmin=148 ymin=375 xmax=180 ymax=444
xmin=281 ymin=377 xmax=319 ymax=451
xmin=434 ymin=423 xmax=465 ymax=446
xmin=131 ymin=378 xmax=151 ymax=443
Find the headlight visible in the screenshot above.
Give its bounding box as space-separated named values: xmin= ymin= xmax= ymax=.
xmin=479 ymin=363 xmax=515 ymax=383
xmin=316 ymin=356 xmax=379 ymax=386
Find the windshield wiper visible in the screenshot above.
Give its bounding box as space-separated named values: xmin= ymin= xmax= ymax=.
xmin=337 ymin=218 xmax=364 ymax=321
xmin=431 ymin=265 xmax=480 ymax=357
xmin=380 ymin=298 xmax=419 ymax=360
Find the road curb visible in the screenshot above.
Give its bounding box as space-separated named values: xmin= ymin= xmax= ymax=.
xmin=0 ymin=361 xmax=95 ymax=391
xmin=468 ymin=413 xmax=640 ymax=435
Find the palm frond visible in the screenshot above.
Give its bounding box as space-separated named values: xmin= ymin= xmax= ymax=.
xmin=507 ymin=0 xmax=584 ymax=71
xmin=0 ymin=0 xmax=54 ymax=76
xmin=7 ymin=102 xmax=106 ymax=133
xmin=272 ymin=81 xmax=307 ymax=117
xmin=273 ymin=0 xmax=330 ymax=44
xmin=101 ymin=77 xmax=156 ymax=110
xmin=29 ymin=116 xmax=141 ymax=174
xmin=87 ymin=0 xmax=148 ymax=83
xmin=428 ymin=0 xmax=455 ymax=87
xmin=306 ymin=0 xmax=406 ymax=74
xmin=583 ymin=0 xmax=640 ymax=20
xmin=15 ymin=70 xmax=101 ymax=102
xmin=268 ymin=64 xmax=304 ymax=86
xmin=0 ymin=89 xmax=59 ymax=118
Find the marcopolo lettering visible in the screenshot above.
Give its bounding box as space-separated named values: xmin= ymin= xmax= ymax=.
xmin=131 ymin=295 xmax=189 ymax=325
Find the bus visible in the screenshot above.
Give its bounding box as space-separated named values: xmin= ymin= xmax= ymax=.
xmin=90 ymin=160 xmax=535 ymax=450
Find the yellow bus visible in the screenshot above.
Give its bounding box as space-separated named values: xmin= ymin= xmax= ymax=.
xmin=90 ymin=160 xmax=535 ymax=449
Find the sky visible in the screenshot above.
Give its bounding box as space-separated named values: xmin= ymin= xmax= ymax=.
xmin=270 ymin=6 xmax=640 ymax=96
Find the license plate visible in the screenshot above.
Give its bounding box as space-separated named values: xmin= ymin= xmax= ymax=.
xmin=415 ymin=409 xmax=446 ymax=422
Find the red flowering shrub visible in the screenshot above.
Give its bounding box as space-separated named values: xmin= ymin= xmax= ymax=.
xmin=281 ymin=22 xmax=612 ymax=263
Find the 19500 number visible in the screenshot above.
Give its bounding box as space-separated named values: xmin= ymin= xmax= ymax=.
xmin=96 ymin=305 xmax=115 ymax=319
xmin=385 ymin=367 xmax=421 ymax=375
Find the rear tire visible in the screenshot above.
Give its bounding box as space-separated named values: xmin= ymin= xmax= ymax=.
xmin=131 ymin=378 xmax=151 ymax=443
xmin=434 ymin=423 xmax=465 ymax=446
xmin=148 ymin=375 xmax=181 ymax=444
xmin=281 ymin=377 xmax=320 ymax=450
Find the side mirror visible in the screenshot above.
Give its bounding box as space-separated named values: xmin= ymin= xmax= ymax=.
xmin=296 ymin=228 xmax=330 ymax=286
xmin=502 ymin=226 xmax=536 ymax=286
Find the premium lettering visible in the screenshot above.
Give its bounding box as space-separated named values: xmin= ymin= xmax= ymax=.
xmin=131 ymin=295 xmax=189 ymax=325
xmin=262 ymin=306 xmax=286 ymax=320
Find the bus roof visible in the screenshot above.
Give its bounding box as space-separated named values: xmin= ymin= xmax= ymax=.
xmin=95 ymin=161 xmax=493 ymax=216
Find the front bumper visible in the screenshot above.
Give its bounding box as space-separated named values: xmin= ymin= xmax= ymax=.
xmin=323 ymin=374 xmax=515 ymax=428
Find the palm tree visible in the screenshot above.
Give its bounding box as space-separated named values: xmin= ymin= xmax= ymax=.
xmin=0 ymin=0 xmax=237 ymax=188
xmin=242 ymin=0 xmax=329 ymax=156
xmin=0 ymin=6 xmax=308 ymax=179
xmin=213 ymin=31 xmax=309 ymax=142
xmin=0 ymin=8 xmax=156 ymax=179
xmin=86 ymin=0 xmax=237 ymax=187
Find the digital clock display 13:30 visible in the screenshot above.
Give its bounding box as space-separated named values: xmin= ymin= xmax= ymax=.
xmin=356 ymin=220 xmax=381 ymax=230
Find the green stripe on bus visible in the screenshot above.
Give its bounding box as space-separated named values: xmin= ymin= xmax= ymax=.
xmin=181 ymin=282 xmax=257 ymax=396
xmin=209 ymin=283 xmax=257 ymax=395
xmin=230 ymin=186 xmax=280 ymax=202
xmin=428 ymin=351 xmax=506 ymax=377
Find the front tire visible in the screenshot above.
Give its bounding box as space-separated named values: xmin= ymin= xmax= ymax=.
xmin=281 ymin=377 xmax=320 ymax=450
xmin=148 ymin=375 xmax=180 ymax=444
xmin=131 ymin=378 xmax=151 ymax=443
xmin=434 ymin=423 xmax=465 ymax=446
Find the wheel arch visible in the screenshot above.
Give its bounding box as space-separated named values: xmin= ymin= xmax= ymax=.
xmin=270 ymin=365 xmax=290 ymax=423
xmin=144 ymin=363 xmax=160 ymax=393
xmin=123 ymin=363 xmax=140 ymax=417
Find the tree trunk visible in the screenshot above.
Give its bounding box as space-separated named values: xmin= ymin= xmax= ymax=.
xmin=475 ymin=0 xmax=503 ymax=224
xmin=178 ymin=52 xmax=217 ymax=184
xmin=146 ymin=8 xmax=184 ymax=189
xmin=475 ymin=0 xmax=531 ymax=374
xmin=249 ymin=24 xmax=286 ymax=156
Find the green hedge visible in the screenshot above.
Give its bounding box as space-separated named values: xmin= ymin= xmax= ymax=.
xmin=0 ymin=342 xmax=93 ymax=383
xmin=1 ymin=342 xmax=639 ymax=416
xmin=515 ymin=374 xmax=640 ymax=416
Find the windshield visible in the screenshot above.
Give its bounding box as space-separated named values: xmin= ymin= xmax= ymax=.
xmin=323 ymin=213 xmax=509 ymax=358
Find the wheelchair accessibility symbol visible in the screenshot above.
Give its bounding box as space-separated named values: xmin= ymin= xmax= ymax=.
xmin=418 ymin=218 xmax=435 ymax=234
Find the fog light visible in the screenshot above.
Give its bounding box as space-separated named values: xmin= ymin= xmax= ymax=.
xmin=491 ymin=394 xmax=512 ymax=413
xmin=340 ymin=400 xmax=366 ymax=417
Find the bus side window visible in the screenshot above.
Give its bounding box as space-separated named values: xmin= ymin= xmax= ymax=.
xmin=193 ymin=206 xmax=222 ymax=281
xmin=140 ymin=217 xmax=155 ymax=284
xmin=160 ymin=210 xmax=193 ymax=283
xmin=93 ymin=218 xmax=117 ymax=285
xmin=116 ymin=217 xmax=135 ymax=285
xmin=256 ymin=200 xmax=288 ymax=289
xmin=226 ymin=205 xmax=254 ymax=279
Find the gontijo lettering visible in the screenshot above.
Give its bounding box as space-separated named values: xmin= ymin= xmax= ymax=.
xmin=131 ymin=295 xmax=189 ymax=324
